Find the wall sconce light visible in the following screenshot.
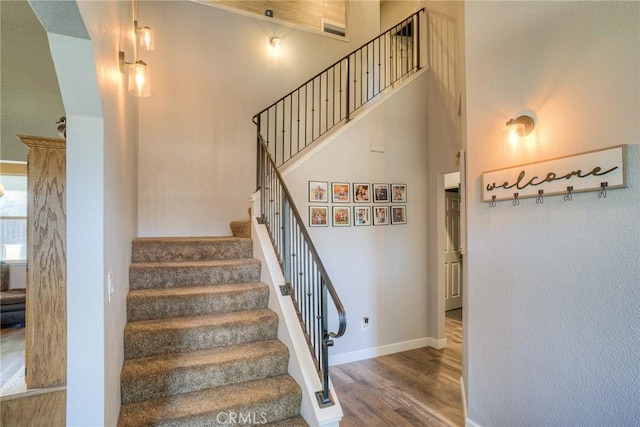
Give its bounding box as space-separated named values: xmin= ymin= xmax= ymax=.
xmin=135 ymin=20 xmax=155 ymax=51
xmin=119 ymin=51 xmax=151 ymax=97
xmin=502 ymin=114 xmax=535 ymax=151
xmin=270 ymin=36 xmax=282 ymax=56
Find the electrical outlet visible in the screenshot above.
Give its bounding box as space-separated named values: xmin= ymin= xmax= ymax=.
xmin=361 ymin=316 xmax=369 ymax=331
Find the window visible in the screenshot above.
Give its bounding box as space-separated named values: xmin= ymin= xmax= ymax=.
xmin=1 ymin=162 xmax=28 ymax=261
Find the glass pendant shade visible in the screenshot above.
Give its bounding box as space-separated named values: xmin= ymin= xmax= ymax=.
xmin=128 ymin=60 xmax=150 ymax=97
xmin=502 ymin=121 xmax=525 ymax=150
xmin=502 ymin=115 xmax=534 ymax=152
xmin=138 ymin=26 xmax=155 ymax=51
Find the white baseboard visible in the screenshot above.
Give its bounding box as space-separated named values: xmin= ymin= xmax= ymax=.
xmin=466 ymin=418 xmax=482 ymax=427
xmin=460 ymin=376 xmax=468 ymax=420
xmin=330 ymin=336 xmax=447 ymax=366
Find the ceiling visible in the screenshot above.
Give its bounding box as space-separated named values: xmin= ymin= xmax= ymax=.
xmin=199 ymin=0 xmax=346 ymax=34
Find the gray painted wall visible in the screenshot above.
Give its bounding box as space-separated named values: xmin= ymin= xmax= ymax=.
xmin=465 ymin=2 xmax=640 ymax=425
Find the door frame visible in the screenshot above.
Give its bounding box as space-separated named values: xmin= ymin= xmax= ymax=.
xmin=437 ymin=170 xmax=462 ymax=342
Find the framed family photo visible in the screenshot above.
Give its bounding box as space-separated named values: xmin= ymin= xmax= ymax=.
xmin=391 ymin=184 xmax=407 ymax=202
xmin=332 ymin=182 xmax=350 ymax=203
xmin=309 ymin=181 xmax=328 ymax=202
xmin=391 ymin=205 xmax=407 ymax=224
xmin=373 ymin=183 xmax=389 ymax=203
xmin=373 ymin=206 xmax=389 ymax=225
xmin=353 ymin=183 xmax=371 ymax=202
xmin=353 ymin=206 xmax=371 ymax=226
xmin=309 ymin=206 xmax=328 ymax=227
xmin=332 ymin=206 xmax=351 ymax=227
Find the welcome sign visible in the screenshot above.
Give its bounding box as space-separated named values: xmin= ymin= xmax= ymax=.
xmin=482 ymin=145 xmax=627 ymax=202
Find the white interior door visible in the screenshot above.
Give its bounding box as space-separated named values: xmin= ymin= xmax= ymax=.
xmin=444 ymin=189 xmax=462 ymax=311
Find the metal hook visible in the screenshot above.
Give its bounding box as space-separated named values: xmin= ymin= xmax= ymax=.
xmin=489 ymin=195 xmax=496 ymax=208
xmin=536 ymin=189 xmax=544 ymax=205
xmin=564 ymin=186 xmax=573 ymax=202
xmin=512 ymin=192 xmax=520 ymax=206
xmin=598 ymin=182 xmax=608 ymax=198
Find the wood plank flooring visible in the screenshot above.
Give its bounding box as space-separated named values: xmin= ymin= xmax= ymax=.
xmin=331 ymin=316 xmax=463 ymax=426
xmin=0 ymin=326 xmax=26 ymax=396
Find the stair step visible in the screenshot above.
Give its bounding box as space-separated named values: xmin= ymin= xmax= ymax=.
xmin=129 ymin=258 xmax=261 ymax=290
xmin=121 ymin=340 xmax=289 ymax=404
xmin=264 ymin=416 xmax=309 ymax=426
xmin=230 ymin=220 xmax=251 ymax=238
xmin=118 ymin=374 xmax=302 ymax=427
xmin=127 ymin=282 xmax=269 ymax=321
xmin=132 ymin=236 xmax=253 ymax=262
xmin=124 ymin=309 xmax=279 ymax=359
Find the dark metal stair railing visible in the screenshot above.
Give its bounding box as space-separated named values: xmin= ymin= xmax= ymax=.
xmin=253 ymin=8 xmax=425 ymax=168
xmin=256 ymin=134 xmax=346 ymax=407
xmin=252 ymin=9 xmax=427 ymax=408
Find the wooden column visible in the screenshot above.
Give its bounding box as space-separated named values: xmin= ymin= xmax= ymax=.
xmin=18 ymin=135 xmax=66 ymax=389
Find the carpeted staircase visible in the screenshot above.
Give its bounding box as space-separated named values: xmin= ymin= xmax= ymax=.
xmin=118 ymin=234 xmax=308 ymax=426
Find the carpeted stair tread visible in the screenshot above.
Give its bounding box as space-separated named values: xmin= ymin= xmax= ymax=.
xmin=121 ymin=340 xmax=289 ymax=403
xmin=264 ymin=416 xmax=309 ymax=426
xmin=127 ymin=282 xmax=269 ymax=321
xmin=118 ymin=374 xmax=301 ymax=427
xmin=230 ymin=220 xmax=251 ymax=238
xmin=129 ymin=258 xmax=261 ymax=290
xmin=132 ymin=236 xmax=253 ymax=263
xmin=120 ymin=234 xmax=306 ymax=426
xmin=124 ymin=309 xmax=279 ymax=359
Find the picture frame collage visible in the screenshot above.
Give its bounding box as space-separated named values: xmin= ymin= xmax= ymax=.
xmin=308 ymin=181 xmax=407 ymax=227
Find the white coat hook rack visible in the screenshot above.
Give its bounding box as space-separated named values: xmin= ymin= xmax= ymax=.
xmin=481 ymin=145 xmax=626 ymax=207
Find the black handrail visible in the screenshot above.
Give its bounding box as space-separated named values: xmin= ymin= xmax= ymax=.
xmin=253 ymin=8 xmax=425 ymax=169
xmin=252 ymin=9 xmax=427 ymax=409
xmin=256 ymin=133 xmax=346 ymax=406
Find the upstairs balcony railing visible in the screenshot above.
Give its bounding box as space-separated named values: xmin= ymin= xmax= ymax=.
xmin=253 ymin=8 xmax=425 ymax=168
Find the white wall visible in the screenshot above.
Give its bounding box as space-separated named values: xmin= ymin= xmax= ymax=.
xmin=74 ymin=2 xmax=139 ymax=425
xmin=137 ymin=0 xmax=379 ymax=237
xmin=380 ymin=0 xmax=420 ymax=30
xmin=32 ymin=0 xmax=139 ymax=425
xmin=464 ymin=2 xmax=639 ymax=425
xmin=282 ymin=72 xmax=431 ymax=361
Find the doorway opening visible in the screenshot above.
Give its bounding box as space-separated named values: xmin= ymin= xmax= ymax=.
xmin=442 ymin=171 xmax=462 ymax=325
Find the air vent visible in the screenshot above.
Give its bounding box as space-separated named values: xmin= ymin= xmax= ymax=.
xmin=322 ymin=19 xmax=345 ymax=37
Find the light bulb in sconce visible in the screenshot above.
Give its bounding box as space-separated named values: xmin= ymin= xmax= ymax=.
xmin=270 ymin=36 xmax=282 ymax=56
xmin=135 ymin=20 xmax=155 ymax=51
xmin=128 ymin=61 xmax=150 ymax=97
xmin=120 ymin=51 xmax=151 ymax=97
xmin=502 ymin=114 xmax=535 ymax=151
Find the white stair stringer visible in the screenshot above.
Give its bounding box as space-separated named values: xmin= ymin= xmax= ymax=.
xmin=250 ymin=212 xmax=343 ymax=427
